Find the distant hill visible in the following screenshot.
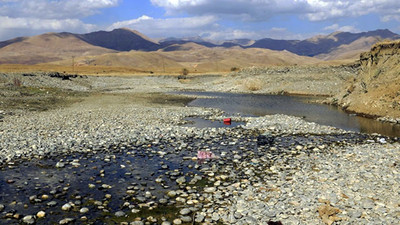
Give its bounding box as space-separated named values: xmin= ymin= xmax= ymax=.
xmin=158 ymin=29 xmax=400 ymax=60
xmin=0 ymin=32 xmax=116 ymax=64
xmin=80 ymin=28 xmax=160 ymax=51
xmin=315 ymin=36 xmax=385 ymax=60
xmin=0 ymin=28 xmax=160 ymax=64
xmin=249 ymin=29 xmax=400 ymax=59
xmin=48 ymin=47 xmax=321 ymax=73
xmin=159 ymin=38 xmax=218 ymax=49
xmin=220 ymin=39 xmax=255 ymax=47
xmin=0 ymin=28 xmax=398 ymax=66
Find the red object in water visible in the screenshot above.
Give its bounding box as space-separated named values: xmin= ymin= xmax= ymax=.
xmin=223 ymin=118 xmax=232 ymax=125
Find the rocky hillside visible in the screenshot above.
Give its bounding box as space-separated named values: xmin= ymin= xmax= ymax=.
xmin=332 ymin=40 xmax=400 ymax=121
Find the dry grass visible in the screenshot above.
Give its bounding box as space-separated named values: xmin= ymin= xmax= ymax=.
xmin=244 ymin=78 xmax=263 ymax=91
xmin=0 ymin=64 xmax=148 ymax=76
xmin=0 ymin=64 xmax=232 ymax=76
xmin=371 ymin=39 xmax=400 ymax=50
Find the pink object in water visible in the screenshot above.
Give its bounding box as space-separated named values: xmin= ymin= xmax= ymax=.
xmin=197 ymin=151 xmax=215 ymax=159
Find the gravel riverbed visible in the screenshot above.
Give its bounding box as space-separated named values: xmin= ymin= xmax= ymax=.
xmin=0 ymin=73 xmax=399 ymax=224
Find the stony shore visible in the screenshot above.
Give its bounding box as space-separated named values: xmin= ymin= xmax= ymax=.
xmin=0 ymin=72 xmax=399 ymax=224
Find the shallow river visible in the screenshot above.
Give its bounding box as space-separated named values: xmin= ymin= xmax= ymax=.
xmin=183 ymin=92 xmax=400 ymax=137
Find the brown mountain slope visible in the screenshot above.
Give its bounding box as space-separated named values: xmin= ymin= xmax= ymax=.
xmin=332 ymin=40 xmax=400 ymax=119
xmin=161 ymin=42 xmax=208 ymax=52
xmin=0 ymin=32 xmax=116 ymax=64
xmin=48 ymin=46 xmax=320 ymax=73
xmin=316 ymin=36 xmax=389 ymax=60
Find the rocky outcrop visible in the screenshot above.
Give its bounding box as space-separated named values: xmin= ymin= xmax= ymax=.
xmin=332 ymin=40 xmax=400 ymax=121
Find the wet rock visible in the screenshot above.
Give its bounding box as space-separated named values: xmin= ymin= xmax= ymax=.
xmin=22 ymin=215 xmax=35 ymax=224
xmin=115 ymin=211 xmax=126 ymax=217
xmin=61 ymin=203 xmax=72 ymax=211
xmin=172 ymin=218 xmax=182 ymax=224
xmin=59 ymin=218 xmax=75 ymax=224
xmin=55 ymin=162 xmax=65 ymax=168
xmin=179 ymin=208 xmax=191 ymax=215
xmin=176 ymin=176 xmax=186 ymax=185
xmin=80 ymin=207 xmax=89 ymax=214
xmin=36 ymin=211 xmax=46 ymax=218
xmin=167 ymin=191 xmax=177 ymax=198
xmin=195 ymin=214 xmax=205 ymax=223
xmin=204 ymin=187 xmax=216 ymax=193
xmin=180 ymin=216 xmax=192 ymax=223
xmin=47 ymin=201 xmax=57 ymax=207
xmin=130 ymin=221 xmax=144 ymax=225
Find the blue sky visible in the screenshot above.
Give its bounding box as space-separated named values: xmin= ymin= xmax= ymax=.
xmin=0 ymin=0 xmax=399 ymax=41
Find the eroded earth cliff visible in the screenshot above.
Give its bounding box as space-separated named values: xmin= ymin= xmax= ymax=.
xmin=333 ymin=40 xmax=400 ymax=121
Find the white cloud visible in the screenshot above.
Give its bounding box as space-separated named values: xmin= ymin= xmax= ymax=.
xmin=151 ymin=0 xmax=400 ymax=22
xmin=0 ymin=0 xmax=119 ymax=40
xmin=0 ymin=16 xmax=95 ymax=31
xmin=381 ymin=14 xmax=400 ymax=22
xmin=108 ymin=15 xmax=219 ymax=38
xmin=0 ymin=0 xmax=120 ymax=19
xmin=109 ymin=15 xmax=312 ymax=41
xmin=323 ymin=24 xmax=359 ymax=33
xmin=151 ymin=0 xmax=309 ymax=21
xmin=0 ymin=16 xmax=97 ymax=40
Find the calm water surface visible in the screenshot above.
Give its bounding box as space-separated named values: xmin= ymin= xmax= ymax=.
xmin=181 ymin=92 xmax=400 ymax=137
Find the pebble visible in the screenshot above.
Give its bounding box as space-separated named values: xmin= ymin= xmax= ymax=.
xmin=55 ymin=162 xmax=65 ymax=168
xmin=204 ymin=187 xmax=216 ymax=193
xmin=180 ymin=216 xmax=192 ymax=223
xmin=176 ymin=176 xmax=186 ymax=185
xmin=80 ymin=207 xmax=89 ymax=214
xmin=172 ymin=218 xmax=182 ymax=225
xmin=115 ymin=211 xmax=126 ymax=217
xmin=59 ymin=218 xmax=75 ymax=224
xmin=22 ymin=215 xmax=35 ymax=224
xmin=61 ymin=203 xmax=72 ymax=211
xmin=179 ymin=208 xmax=191 ymax=215
xmin=167 ymin=191 xmax=177 ymax=198
xmin=130 ymin=221 xmax=144 ymax=225
xmin=36 ymin=211 xmax=46 ymax=218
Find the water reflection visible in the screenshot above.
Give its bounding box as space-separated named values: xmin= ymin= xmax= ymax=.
xmin=181 ymin=92 xmax=400 ymax=137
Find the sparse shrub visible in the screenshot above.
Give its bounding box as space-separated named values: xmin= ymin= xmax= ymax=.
xmin=13 ymin=78 xmax=22 ymax=87
xmin=181 ymin=68 xmax=189 ymax=76
xmin=178 ymin=68 xmax=189 ymax=80
xmin=231 ymin=67 xmax=239 ymax=72
xmin=177 ymin=75 xmax=187 ymax=80
xmin=244 ymin=78 xmax=263 ymax=91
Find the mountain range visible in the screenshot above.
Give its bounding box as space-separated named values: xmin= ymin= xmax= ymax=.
xmin=0 ymin=28 xmax=398 ymax=72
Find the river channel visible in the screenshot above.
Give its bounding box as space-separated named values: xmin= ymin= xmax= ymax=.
xmin=182 ymin=92 xmax=400 ymax=137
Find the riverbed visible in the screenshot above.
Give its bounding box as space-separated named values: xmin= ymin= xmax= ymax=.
xmin=181 ymin=91 xmax=400 ymax=137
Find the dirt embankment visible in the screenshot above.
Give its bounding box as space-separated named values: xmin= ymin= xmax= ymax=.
xmin=331 ymin=40 xmax=400 ymax=121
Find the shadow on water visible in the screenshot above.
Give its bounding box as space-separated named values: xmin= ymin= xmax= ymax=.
xmin=180 ymin=91 xmax=400 ymax=137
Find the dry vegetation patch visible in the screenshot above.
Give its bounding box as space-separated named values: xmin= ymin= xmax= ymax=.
xmin=242 ymin=78 xmax=264 ymax=91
